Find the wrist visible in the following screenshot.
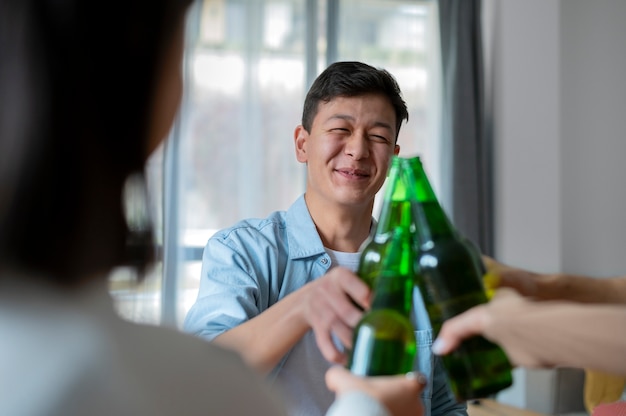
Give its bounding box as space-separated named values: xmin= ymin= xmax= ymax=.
xmin=533 ymin=272 xmax=562 ymax=300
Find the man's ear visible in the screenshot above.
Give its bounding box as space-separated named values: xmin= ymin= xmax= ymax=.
xmin=294 ymin=125 xmax=309 ymax=163
xmin=394 ymin=144 xmax=400 ymax=156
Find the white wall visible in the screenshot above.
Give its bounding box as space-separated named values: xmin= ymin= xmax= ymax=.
xmin=486 ymin=0 xmax=626 ymax=412
xmin=561 ymin=0 xmax=626 ymax=276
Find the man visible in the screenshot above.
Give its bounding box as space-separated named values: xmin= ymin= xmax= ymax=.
xmin=184 ymin=61 xmax=466 ymax=416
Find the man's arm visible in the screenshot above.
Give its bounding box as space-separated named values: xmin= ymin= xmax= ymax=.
xmin=212 ymin=288 xmax=310 ymax=374
xmin=184 ymin=236 xmax=370 ymax=375
xmin=214 ymin=268 xmax=370 ymax=374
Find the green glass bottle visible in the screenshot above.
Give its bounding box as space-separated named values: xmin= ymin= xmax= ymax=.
xmin=348 ymin=157 xmax=417 ymax=376
xmin=460 ymin=236 xmax=497 ymax=299
xmin=461 ymin=235 xmax=487 ymax=276
xmin=356 ymin=157 xmax=414 ymax=290
xmin=408 ymin=156 xmax=513 ymax=401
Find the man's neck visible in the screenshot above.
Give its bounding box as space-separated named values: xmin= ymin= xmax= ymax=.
xmin=304 ymin=193 xmax=373 ymax=253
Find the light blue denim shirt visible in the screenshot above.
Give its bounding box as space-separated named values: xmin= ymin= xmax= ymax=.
xmin=184 ymin=195 xmax=466 ymax=416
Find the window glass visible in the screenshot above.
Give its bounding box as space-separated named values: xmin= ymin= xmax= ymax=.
xmin=110 ymin=0 xmax=440 ymax=328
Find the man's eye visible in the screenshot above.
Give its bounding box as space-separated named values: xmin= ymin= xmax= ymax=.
xmin=370 ymin=135 xmax=390 ymax=143
xmin=329 ymin=128 xmax=350 ymax=135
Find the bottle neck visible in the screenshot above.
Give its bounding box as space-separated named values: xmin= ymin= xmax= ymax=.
xmin=407 ymin=158 xmax=457 ymax=247
xmin=375 ymin=157 xmax=414 ymax=236
xmin=376 ymin=200 xmax=413 ymax=235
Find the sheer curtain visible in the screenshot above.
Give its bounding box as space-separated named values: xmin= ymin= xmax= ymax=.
xmin=111 ymin=0 xmax=443 ymax=327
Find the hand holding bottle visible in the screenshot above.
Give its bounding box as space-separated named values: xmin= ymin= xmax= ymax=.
xmin=300 ymin=266 xmax=372 ymax=364
xmin=326 ymin=366 xmax=427 ymax=416
xmin=432 ymin=288 xmax=523 ymax=357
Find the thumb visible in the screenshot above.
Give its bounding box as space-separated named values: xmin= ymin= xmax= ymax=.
xmin=432 ymin=305 xmax=487 ymax=355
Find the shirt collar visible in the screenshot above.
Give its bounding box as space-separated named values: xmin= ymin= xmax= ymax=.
xmin=286 ymin=194 xmax=377 ymax=260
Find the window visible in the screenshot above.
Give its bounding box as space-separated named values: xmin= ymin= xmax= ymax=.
xmin=110 ymin=0 xmax=441 ymax=328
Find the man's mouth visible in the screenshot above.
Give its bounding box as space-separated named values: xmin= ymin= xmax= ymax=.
xmin=336 ymin=168 xmax=369 ymax=178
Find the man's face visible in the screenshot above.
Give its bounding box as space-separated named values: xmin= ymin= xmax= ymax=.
xmin=294 ymin=93 xmax=400 ymax=209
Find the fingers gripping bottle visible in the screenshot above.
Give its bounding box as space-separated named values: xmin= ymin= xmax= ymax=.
xmin=408 ymin=156 xmax=513 ymax=401
xmin=347 ymin=157 xmax=417 ymax=376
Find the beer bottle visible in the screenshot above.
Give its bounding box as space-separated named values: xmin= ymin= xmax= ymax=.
xmin=348 ymin=157 xmax=416 ymax=376
xmin=408 ymin=156 xmax=513 ymax=401
xmin=461 ymin=235 xmax=487 ymax=276
xmin=357 ymin=156 xmax=415 ymax=289
xmin=460 ymin=236 xmax=496 ymax=299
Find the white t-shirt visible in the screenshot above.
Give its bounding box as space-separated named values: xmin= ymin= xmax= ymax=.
xmin=324 ymin=248 xmax=361 ymax=272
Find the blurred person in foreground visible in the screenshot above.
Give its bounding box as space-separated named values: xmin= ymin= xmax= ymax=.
xmin=0 ymin=0 xmax=424 ymax=415
xmin=433 ymin=256 xmax=626 ymax=376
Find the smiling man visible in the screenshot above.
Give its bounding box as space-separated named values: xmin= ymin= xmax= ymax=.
xmin=184 ymin=61 xmax=466 ymax=416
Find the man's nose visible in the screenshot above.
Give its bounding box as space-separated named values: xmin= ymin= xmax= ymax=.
xmin=344 ymin=131 xmax=369 ymax=159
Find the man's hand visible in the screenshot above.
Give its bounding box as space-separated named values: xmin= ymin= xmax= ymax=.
xmin=300 ymin=266 xmax=371 ymax=364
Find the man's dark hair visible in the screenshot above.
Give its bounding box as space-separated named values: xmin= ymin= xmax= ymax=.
xmin=301 ymin=61 xmax=409 ymax=139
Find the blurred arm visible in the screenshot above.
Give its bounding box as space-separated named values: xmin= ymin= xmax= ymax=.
xmin=434 ymin=289 xmax=626 ymax=376
xmin=483 ymin=256 xmax=626 ymax=304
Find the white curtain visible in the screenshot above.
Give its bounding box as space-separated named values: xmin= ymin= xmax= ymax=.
xmin=111 ymin=0 xmax=443 ymax=328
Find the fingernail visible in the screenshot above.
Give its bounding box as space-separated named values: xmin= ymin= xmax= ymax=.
xmin=431 ymin=338 xmax=445 ymax=355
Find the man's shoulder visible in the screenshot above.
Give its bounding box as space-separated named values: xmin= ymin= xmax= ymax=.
xmin=213 ymin=210 xmax=289 ymax=241
xmin=205 ymin=195 xmax=322 ymax=259
xmin=211 ymin=196 xmax=307 ymax=242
